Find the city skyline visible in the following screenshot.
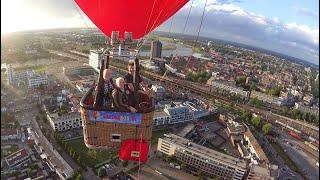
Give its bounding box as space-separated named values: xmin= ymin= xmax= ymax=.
xmin=1 ymin=0 xmax=319 ymax=65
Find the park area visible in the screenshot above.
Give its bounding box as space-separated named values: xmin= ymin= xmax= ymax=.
xmin=64 ymin=137 xmax=117 ymax=168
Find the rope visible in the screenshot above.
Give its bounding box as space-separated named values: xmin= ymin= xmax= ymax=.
xmin=182 ymin=0 xmax=194 ymax=35
xmin=144 ymin=0 xmax=158 ymax=36
xmin=160 ymin=0 xmax=194 ymax=80
xmin=137 ymin=132 xmax=143 ymax=180
xmin=162 ymin=0 xmax=207 ymax=82
xmin=194 ymin=0 xmax=207 ymax=46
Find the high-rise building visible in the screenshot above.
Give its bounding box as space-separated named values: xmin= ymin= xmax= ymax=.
xmin=111 ymin=31 xmax=120 ymax=46
xmin=124 ymin=31 xmax=133 ymax=43
xmin=151 ymin=40 xmax=162 ymax=58
xmin=7 ymin=64 xmax=14 ymax=85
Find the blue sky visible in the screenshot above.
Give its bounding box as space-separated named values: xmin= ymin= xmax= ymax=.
xmin=236 ymin=0 xmax=319 ymax=28
xmin=1 ymin=0 xmax=319 ymax=65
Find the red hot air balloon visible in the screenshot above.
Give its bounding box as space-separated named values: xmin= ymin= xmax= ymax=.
xmin=74 ymin=0 xmax=189 ymax=39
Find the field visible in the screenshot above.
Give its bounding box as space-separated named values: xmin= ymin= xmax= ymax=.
xmin=65 ymin=138 xmax=117 ymax=167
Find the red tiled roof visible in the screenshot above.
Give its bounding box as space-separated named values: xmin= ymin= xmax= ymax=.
xmin=1 ymin=129 xmax=18 ymax=136
xmin=5 ymin=148 xmax=29 ymax=166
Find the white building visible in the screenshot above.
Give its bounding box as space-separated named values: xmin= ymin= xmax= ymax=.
xmin=158 ymin=134 xmax=248 ymax=180
xmin=89 ymin=49 xmax=104 ymax=72
xmin=153 ymin=103 xmax=194 ymax=126
xmin=28 ymin=74 xmax=48 ymax=88
xmin=47 ymin=112 xmax=82 ymax=132
xmin=164 ymin=103 xmax=194 ymax=124
xmin=15 ymin=70 xmax=34 ymax=80
xmin=7 ymin=64 xmax=14 ymax=85
xmin=153 ymin=102 xmax=210 ymax=126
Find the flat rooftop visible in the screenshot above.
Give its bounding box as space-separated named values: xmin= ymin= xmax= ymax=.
xmin=161 ymin=133 xmax=247 ymax=168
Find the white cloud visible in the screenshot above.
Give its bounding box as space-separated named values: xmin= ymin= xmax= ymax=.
xmin=273 ymin=17 xmax=280 ymax=24
xmin=159 ymin=1 xmax=319 ymax=65
xmin=285 ymin=22 xmax=319 ymax=45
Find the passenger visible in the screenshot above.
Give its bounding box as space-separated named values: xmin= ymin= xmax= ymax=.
xmin=124 ymin=60 xmax=151 ymax=107
xmin=112 ymin=77 xmax=137 ymax=113
xmin=95 ymin=69 xmax=114 ymax=107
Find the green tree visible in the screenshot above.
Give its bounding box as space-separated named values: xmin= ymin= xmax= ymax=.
xmin=251 ymin=116 xmax=261 ymax=127
xmin=292 ymin=109 xmax=301 ymax=119
xmin=166 ymin=155 xmax=174 ymax=163
xmin=235 ymin=76 xmax=246 ymax=87
xmin=76 ymin=174 xmax=83 ymax=180
xmin=98 ymin=167 xmax=106 ymax=178
xmin=241 ymin=112 xmax=252 ymax=124
xmin=249 ymin=97 xmax=262 ymax=108
xmin=77 ymin=155 xmax=81 ymax=164
xmin=302 ymin=112 xmax=309 ymax=121
xmin=262 ymin=123 xmax=272 ymax=135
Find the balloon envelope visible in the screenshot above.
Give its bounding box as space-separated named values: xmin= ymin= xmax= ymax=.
xmin=74 ymin=0 xmax=189 ymax=39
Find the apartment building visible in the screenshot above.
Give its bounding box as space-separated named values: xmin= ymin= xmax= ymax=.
xmin=47 ymin=112 xmax=82 ymax=132
xmin=157 ymin=134 xmax=248 ymax=180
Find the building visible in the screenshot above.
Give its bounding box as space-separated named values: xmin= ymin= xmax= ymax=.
xmin=157 ymin=134 xmax=248 ymax=179
xmin=226 ymin=121 xmax=246 ymax=146
xmin=14 ymin=70 xmax=34 ymax=80
xmin=5 ymin=148 xmax=30 ymax=168
xmin=153 ymin=111 xmax=171 ymax=126
xmin=1 ymin=129 xmax=20 ymax=140
xmin=7 ymin=64 xmax=14 ymax=85
xmin=163 ymin=103 xmax=194 ymax=124
xmin=124 ymin=31 xmax=133 ymax=43
xmin=47 ymin=112 xmax=82 ymax=132
xmin=243 ymin=130 xmax=268 ymax=165
xmin=89 ymin=49 xmax=104 ymax=72
xmin=28 ymin=74 xmax=48 ymax=88
xmin=153 ymin=102 xmax=210 ymax=126
xmin=246 ymin=165 xmax=273 ymax=180
xmin=151 ymin=40 xmax=162 ymax=58
xmin=111 ymin=31 xmax=120 ymax=46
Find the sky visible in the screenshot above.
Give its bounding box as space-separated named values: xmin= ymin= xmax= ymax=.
xmin=1 ymin=0 xmax=319 ymax=65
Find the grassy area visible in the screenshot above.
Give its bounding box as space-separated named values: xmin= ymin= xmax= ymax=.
xmin=162 ymin=44 xmax=176 ymax=50
xmin=14 ymin=64 xmax=49 ymax=74
xmin=65 ymin=138 xmax=117 ymax=168
xmin=1 ymin=145 xmax=19 ymax=158
xmin=33 ymin=64 xmax=49 ymax=73
xmin=151 ymin=129 xmax=172 ymax=145
xmin=157 ymin=36 xmax=176 ymax=43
